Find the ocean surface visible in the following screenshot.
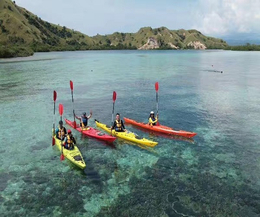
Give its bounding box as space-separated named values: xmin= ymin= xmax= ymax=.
xmin=0 ymin=50 xmax=260 ymax=217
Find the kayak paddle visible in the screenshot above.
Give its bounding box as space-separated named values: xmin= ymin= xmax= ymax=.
xmin=155 ymin=82 xmax=160 ymax=126
xmin=70 ymin=80 xmax=77 ymax=129
xmin=52 ymin=91 xmax=57 ymax=146
xmin=59 ymin=104 xmax=65 ymax=161
xmin=111 ymin=91 xmax=117 ymax=133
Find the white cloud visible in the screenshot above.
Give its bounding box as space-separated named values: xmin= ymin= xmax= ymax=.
xmin=192 ymin=0 xmax=260 ymax=36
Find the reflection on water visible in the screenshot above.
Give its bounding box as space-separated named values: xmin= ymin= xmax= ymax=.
xmin=0 ymin=58 xmax=56 ymax=64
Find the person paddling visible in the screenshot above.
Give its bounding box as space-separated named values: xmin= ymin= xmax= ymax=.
xmin=148 ymin=111 xmax=158 ymax=126
xmin=63 ymin=129 xmax=76 ymax=150
xmin=75 ymin=111 xmax=92 ymax=129
xmin=111 ymin=113 xmax=126 ymax=132
xmin=55 ymin=120 xmax=67 ymax=140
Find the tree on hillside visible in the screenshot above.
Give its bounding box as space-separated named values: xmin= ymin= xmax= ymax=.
xmin=105 ymin=38 xmax=111 ymax=45
xmin=1 ymin=25 xmax=8 ymax=33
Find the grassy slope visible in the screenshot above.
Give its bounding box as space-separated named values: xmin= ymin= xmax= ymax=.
xmin=0 ymin=0 xmax=96 ymax=51
xmin=93 ymin=27 xmax=228 ymax=49
xmin=0 ymin=0 xmax=228 ymax=57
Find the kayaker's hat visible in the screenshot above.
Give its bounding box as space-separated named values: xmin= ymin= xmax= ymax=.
xmin=150 ymin=111 xmax=154 ymax=115
xmin=68 ymin=129 xmax=72 ymax=134
xmin=83 ymin=112 xmax=86 ymax=116
xmin=59 ymin=120 xmax=63 ymax=125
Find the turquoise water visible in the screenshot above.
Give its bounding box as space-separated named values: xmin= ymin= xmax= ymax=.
xmin=0 ymin=50 xmax=260 ymax=216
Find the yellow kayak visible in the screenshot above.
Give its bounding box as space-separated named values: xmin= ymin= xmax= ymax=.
xmin=95 ymin=120 xmax=158 ymax=147
xmin=53 ymin=136 xmax=86 ymax=169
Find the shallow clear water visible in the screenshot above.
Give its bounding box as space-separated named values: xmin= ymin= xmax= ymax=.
xmin=0 ymin=50 xmax=260 ymax=216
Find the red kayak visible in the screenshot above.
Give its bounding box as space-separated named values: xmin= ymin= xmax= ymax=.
xmin=65 ymin=118 xmax=116 ymax=143
xmin=124 ymin=117 xmax=197 ymax=138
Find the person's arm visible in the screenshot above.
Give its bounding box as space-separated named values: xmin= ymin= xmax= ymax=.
xmin=63 ymin=137 xmax=67 ymax=146
xmin=111 ymin=121 xmax=116 ymax=129
xmin=148 ymin=117 xmax=157 ymax=125
xmin=121 ymin=120 xmax=126 ymax=131
xmin=72 ymin=136 xmax=76 ymax=144
xmin=75 ymin=115 xmax=80 ymax=120
xmin=55 ymin=128 xmax=59 ymax=136
xmin=87 ymin=110 xmax=92 ymax=119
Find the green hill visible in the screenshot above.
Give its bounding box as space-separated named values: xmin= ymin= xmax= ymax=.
xmin=0 ymin=0 xmax=228 ymax=58
xmin=94 ymin=27 xmax=228 ymax=50
xmin=0 ymin=0 xmax=96 ymax=57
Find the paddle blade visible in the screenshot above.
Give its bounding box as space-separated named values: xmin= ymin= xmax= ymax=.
xmin=70 ymin=80 xmax=73 ymax=91
xmin=53 ymin=91 xmax=57 ymax=101
xmin=60 ymin=154 xmax=65 ymax=161
xmin=155 ymin=82 xmax=159 ymax=92
xmin=73 ymin=121 xmax=77 ymax=129
xmin=113 ymin=91 xmax=117 ymax=102
xmin=59 ymin=104 xmax=64 ymax=116
xmin=52 ymin=137 xmax=55 ymax=146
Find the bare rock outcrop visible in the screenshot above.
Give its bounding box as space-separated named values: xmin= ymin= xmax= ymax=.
xmin=138 ymin=38 xmax=207 ymax=50
xmin=187 ymin=41 xmax=207 ymax=49
xmin=168 ymin=43 xmax=179 ymax=49
xmin=138 ymin=37 xmax=160 ymax=50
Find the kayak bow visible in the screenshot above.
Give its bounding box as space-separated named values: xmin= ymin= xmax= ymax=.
xmin=53 ymin=135 xmax=86 ymax=169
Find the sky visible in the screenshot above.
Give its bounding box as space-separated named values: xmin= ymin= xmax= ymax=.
xmin=14 ymin=0 xmax=260 ymax=40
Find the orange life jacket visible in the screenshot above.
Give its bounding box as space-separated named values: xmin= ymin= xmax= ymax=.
xmin=115 ymin=120 xmax=122 ymax=131
xmin=58 ymin=127 xmax=65 ymax=138
xmin=67 ymin=135 xmax=72 ymax=144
